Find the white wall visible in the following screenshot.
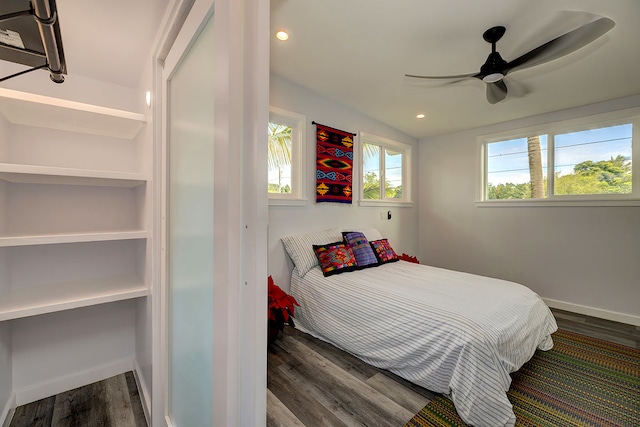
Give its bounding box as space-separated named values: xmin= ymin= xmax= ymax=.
xmin=0 ymin=81 xmax=13 ymax=426
xmin=0 ymin=115 xmax=6 ymax=163
xmin=0 ymin=322 xmax=11 ymax=424
xmin=11 ymin=301 xmax=136 ymax=404
xmin=418 ymin=95 xmax=640 ymax=325
xmin=0 ymin=62 xmax=138 ymax=111
xmin=269 ymin=74 xmax=420 ymax=291
xmin=0 ymin=115 xmax=8 ymax=237
xmin=133 ymin=43 xmax=155 ymax=419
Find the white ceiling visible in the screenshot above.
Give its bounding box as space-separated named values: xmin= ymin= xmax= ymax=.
xmin=271 ymin=0 xmax=640 ymax=139
xmin=55 ymin=0 xmax=169 ymax=88
xmin=13 ymin=1 xmax=638 ymax=140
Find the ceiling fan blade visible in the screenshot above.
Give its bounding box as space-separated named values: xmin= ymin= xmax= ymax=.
xmin=404 ymin=72 xmax=478 ymax=80
xmin=486 ymin=80 xmax=507 ymax=104
xmin=504 ymin=17 xmax=615 ymax=74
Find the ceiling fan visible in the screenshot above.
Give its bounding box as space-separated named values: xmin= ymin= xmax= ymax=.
xmin=405 ymin=17 xmax=615 ymax=104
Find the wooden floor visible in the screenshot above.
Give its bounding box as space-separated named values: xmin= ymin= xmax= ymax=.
xmin=551 ymin=308 xmax=640 ymax=349
xmin=10 ymin=310 xmax=638 ymax=427
xmin=267 ymin=308 xmax=640 ymax=426
xmin=267 ymin=326 xmax=436 ymax=427
xmin=9 ymin=372 xmax=147 ymax=427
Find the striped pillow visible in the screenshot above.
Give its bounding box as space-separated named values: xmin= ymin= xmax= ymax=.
xmin=281 ymin=228 xmax=344 ymax=276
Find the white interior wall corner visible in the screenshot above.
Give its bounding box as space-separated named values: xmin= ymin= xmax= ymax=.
xmin=0 ymin=322 xmax=12 ymax=426
xmin=11 ymin=301 xmax=137 ymax=400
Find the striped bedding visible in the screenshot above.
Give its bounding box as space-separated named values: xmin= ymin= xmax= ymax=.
xmin=290 ymin=261 xmax=558 ymax=427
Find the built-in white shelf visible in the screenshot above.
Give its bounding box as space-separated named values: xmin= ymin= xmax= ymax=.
xmin=0 ymin=163 xmax=147 ymax=187
xmin=0 ymin=230 xmax=148 ymax=247
xmin=0 ymin=87 xmax=146 ymax=139
xmin=0 ymin=275 xmax=148 ymax=322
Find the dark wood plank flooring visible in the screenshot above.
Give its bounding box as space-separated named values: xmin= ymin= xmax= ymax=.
xmin=267 ymin=308 xmax=640 ymax=426
xmin=9 ymin=372 xmax=147 ymax=427
xmin=268 ymin=326 xmax=436 ymax=427
xmin=551 ymin=308 xmax=640 ymax=349
xmin=10 ymin=310 xmax=637 ymax=427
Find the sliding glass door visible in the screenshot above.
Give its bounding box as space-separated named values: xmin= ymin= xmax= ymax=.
xmin=164 ymin=5 xmax=215 ymax=427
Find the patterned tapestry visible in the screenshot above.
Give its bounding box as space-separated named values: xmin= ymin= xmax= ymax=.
xmin=315 ymin=123 xmax=354 ymax=204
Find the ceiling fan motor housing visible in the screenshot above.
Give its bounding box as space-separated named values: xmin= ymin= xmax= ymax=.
xmin=480 ymin=51 xmax=507 ymax=80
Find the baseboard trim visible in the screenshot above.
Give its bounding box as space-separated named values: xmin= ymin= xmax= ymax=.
xmin=133 ymin=360 xmax=151 ymax=426
xmin=544 ymin=298 xmax=640 ymax=327
xmin=14 ymin=357 xmax=135 ymax=406
xmin=0 ymin=392 xmax=15 ymax=427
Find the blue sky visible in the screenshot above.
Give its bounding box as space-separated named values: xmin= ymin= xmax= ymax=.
xmin=487 ymin=123 xmax=632 ymax=186
xmin=363 ymin=147 xmax=402 ymax=188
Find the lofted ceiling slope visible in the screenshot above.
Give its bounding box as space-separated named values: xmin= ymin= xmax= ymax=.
xmin=1 ymin=0 xmax=637 ymax=139
xmin=271 ymin=0 xmax=640 ymax=139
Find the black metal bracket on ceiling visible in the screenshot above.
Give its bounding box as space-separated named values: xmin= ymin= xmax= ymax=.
xmin=0 ymin=0 xmax=66 ymax=83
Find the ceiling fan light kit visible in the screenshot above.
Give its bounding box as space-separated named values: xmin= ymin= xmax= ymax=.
xmin=406 ymin=17 xmax=615 ymax=104
xmin=482 ymin=73 xmax=504 ymax=83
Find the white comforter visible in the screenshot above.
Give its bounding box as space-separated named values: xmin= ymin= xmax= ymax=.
xmin=290 ymin=261 xmax=558 ymax=427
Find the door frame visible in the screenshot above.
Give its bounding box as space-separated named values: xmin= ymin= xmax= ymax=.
xmin=151 ymin=0 xmax=269 ymax=425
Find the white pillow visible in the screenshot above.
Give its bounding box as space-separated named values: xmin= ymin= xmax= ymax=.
xmin=281 ymin=227 xmax=344 ymax=277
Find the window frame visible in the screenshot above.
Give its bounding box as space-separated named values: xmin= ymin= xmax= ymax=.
xmin=268 ymin=106 xmax=307 ymax=206
xmin=359 ymin=132 xmax=412 ymax=207
xmin=477 ymin=107 xmax=640 ymax=207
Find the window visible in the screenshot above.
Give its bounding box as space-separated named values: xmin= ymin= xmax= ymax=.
xmin=485 ymin=135 xmax=549 ymax=200
xmin=268 ymin=107 xmax=306 ymax=205
xmin=360 ymin=133 xmax=412 ymax=205
xmin=480 ymin=108 xmax=639 ymax=205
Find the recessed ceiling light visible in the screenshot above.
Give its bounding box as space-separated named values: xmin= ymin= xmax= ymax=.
xmin=276 ymin=31 xmax=289 ymax=41
xmin=416 ymin=113 xmax=426 ymax=119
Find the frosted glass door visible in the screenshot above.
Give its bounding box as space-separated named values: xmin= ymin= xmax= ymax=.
xmin=167 ymin=10 xmax=215 ymax=427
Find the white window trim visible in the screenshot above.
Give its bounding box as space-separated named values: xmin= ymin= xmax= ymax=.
xmin=268 ymin=106 xmax=307 ymax=206
xmin=477 ymin=107 xmax=640 ymax=207
xmin=359 ymin=132 xmax=413 ymax=207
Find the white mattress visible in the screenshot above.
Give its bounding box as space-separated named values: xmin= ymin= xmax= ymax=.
xmin=290 ymin=261 xmax=558 ymax=427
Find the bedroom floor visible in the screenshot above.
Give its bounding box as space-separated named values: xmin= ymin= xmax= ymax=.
xmin=267 ymin=325 xmax=436 ymax=427
xmin=8 ymin=372 xmax=147 ymax=427
xmin=267 ymin=308 xmax=640 ymax=426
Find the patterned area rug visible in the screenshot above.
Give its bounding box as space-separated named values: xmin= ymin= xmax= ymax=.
xmin=405 ymin=329 xmax=640 ymax=427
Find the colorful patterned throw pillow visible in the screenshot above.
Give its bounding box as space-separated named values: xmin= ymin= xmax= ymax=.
xmin=281 ymin=228 xmax=344 ymax=277
xmin=342 ymin=231 xmax=379 ymax=269
xmin=370 ymin=239 xmax=399 ymax=264
xmin=313 ymin=241 xmax=358 ymax=277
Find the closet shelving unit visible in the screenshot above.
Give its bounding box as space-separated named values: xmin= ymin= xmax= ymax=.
xmin=0 ymin=87 xmax=149 ymax=322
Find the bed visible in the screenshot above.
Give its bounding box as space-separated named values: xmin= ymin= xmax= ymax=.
xmin=281 ymin=227 xmax=558 ymax=427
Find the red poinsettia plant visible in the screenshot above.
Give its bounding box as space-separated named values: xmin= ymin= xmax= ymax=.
xmin=268 ymin=276 xmax=300 ymax=331
xmin=399 ymin=253 xmax=419 ymax=264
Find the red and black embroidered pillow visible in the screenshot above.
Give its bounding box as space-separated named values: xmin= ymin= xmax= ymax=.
xmin=369 ymin=238 xmax=399 ymax=264
xmin=313 ymin=241 xmax=358 ymax=277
